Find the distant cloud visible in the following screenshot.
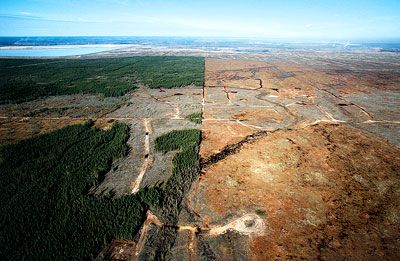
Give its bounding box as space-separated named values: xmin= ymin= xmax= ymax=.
xmin=0 ymin=13 xmax=94 ymax=23
xmin=0 ymin=13 xmax=43 ymax=20
xmin=19 ymin=11 xmax=33 ymax=16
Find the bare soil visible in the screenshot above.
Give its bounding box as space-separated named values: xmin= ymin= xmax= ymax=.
xmin=193 ymin=124 xmax=400 ymax=260
xmin=173 ymin=56 xmax=400 ymax=260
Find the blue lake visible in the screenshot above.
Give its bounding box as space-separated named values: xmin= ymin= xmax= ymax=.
xmin=0 ymin=46 xmax=119 ymax=57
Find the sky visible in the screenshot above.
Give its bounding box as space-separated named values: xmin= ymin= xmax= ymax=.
xmin=0 ymin=0 xmax=399 ymax=40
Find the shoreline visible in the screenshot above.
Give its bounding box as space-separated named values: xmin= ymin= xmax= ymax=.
xmin=0 ymin=44 xmax=133 ymax=50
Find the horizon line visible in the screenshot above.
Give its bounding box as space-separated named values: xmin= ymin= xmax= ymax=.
xmin=1 ymin=35 xmax=400 ymax=42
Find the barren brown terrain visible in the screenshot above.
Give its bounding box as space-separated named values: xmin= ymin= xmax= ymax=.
xmin=171 ymin=55 xmax=400 ymax=260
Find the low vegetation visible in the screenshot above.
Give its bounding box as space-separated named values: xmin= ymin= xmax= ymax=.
xmin=186 ymin=112 xmax=202 ymax=124
xmin=0 ymin=56 xmax=204 ymax=104
xmin=0 ymin=121 xmax=152 ymax=260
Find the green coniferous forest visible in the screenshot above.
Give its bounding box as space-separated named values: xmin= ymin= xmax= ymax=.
xmin=0 ymin=122 xmax=201 ymax=260
xmin=0 ymin=122 xmax=145 ymax=259
xmin=0 ymin=56 xmax=204 ymax=104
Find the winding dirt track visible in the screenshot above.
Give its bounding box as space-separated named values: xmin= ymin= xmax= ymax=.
xmin=135 ymin=211 xmax=162 ymax=257
xmin=134 ymin=211 xmax=266 ymax=259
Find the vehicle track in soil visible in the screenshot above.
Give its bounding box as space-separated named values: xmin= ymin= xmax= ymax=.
xmin=130 ymin=118 xmax=152 ymax=194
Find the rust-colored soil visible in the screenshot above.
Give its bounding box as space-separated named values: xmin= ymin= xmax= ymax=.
xmin=195 ymin=124 xmax=400 ymax=260
xmin=186 ymin=57 xmax=400 ymax=260
xmin=200 ymin=120 xmax=255 ymax=158
xmin=205 ymin=59 xmax=272 ymax=89
xmin=0 ymin=118 xmax=86 ymax=144
xmin=205 ymin=58 xmax=400 ymax=99
xmin=93 ymin=118 xmax=116 ymax=130
xmin=96 ymin=239 xmax=137 ymax=260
